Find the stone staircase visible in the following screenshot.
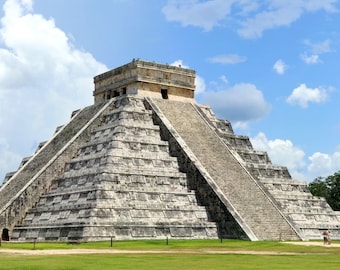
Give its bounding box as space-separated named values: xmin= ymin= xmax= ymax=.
xmin=11 ymin=96 xmax=218 ymax=241
xmin=195 ymin=103 xmax=340 ymax=240
xmin=149 ymin=98 xmax=301 ymax=241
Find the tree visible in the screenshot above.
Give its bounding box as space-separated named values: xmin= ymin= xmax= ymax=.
xmin=308 ymin=171 xmax=340 ymax=211
xmin=308 ymin=176 xmax=328 ymax=198
xmin=325 ymin=171 xmax=340 ymax=210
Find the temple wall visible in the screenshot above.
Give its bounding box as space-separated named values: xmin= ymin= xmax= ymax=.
xmin=93 ymin=60 xmax=195 ymax=103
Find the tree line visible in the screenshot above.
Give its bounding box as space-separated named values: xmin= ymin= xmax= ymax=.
xmin=308 ymin=171 xmax=340 ymax=211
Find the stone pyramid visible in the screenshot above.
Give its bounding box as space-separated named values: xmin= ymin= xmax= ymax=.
xmin=1 ymin=59 xmax=339 ymax=242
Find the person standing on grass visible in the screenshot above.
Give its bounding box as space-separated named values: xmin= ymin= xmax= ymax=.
xmin=322 ymin=230 xmax=331 ymax=245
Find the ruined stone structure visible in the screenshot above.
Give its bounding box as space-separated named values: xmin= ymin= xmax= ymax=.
xmin=1 ymin=59 xmax=339 ymax=242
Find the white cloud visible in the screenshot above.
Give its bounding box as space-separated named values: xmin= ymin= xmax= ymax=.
xmin=251 ymin=132 xmax=340 ymax=182
xmin=286 ymin=83 xmax=329 ymax=108
xmin=199 ymin=83 xmax=270 ymax=127
xmin=219 ymin=75 xmax=228 ymax=84
xmin=0 ymin=0 xmax=107 ymax=181
xmin=307 ymin=151 xmax=340 ymax=181
xmin=207 ymin=54 xmax=247 ymax=64
xmin=170 ymin=59 xmax=186 ymax=68
xmin=236 ymin=1 xmax=259 ymax=16
xmin=162 ymin=0 xmax=233 ymax=31
xmin=162 ymin=0 xmax=338 ymax=38
xmin=237 ymin=1 xmax=338 ymax=38
xmin=273 ymin=59 xmax=288 ymax=75
xmin=237 ymin=4 xmax=301 ymax=38
xmin=0 ymin=137 xmax=22 ymax=178
xmin=300 ymin=39 xmax=332 ymax=64
xmin=251 ymin=132 xmax=306 ymax=180
xmin=300 ymin=53 xmax=320 ymax=64
xmin=195 ymin=75 xmax=206 ymax=94
xmin=305 ymin=39 xmax=332 ymax=54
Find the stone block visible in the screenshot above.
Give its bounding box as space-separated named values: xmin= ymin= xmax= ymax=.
xmin=131 ymin=227 xmax=155 ymax=237
xmin=170 ymin=227 xmax=192 ymax=237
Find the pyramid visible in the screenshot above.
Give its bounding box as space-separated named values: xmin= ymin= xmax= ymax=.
xmin=1 ymin=59 xmax=339 ymax=242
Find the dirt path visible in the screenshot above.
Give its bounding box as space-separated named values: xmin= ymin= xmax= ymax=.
xmin=0 ymin=242 xmax=338 ymax=256
xmin=283 ymin=241 xmax=340 ymax=247
xmin=0 ymin=248 xmax=298 ymax=256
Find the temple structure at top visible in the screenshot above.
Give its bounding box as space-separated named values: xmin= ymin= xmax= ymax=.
xmin=93 ymin=59 xmax=195 ymax=103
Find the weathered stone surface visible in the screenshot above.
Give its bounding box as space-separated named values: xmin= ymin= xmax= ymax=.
xmin=8 ymin=95 xmax=217 ymax=241
xmin=1 ymin=59 xmax=339 ymax=241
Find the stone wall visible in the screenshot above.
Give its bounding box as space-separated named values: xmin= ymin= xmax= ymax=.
xmin=93 ymin=59 xmax=195 ymax=103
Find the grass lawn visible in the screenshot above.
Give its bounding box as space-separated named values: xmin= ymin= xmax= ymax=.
xmin=0 ymin=239 xmax=339 ymax=270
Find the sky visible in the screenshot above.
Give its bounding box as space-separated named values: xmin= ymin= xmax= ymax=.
xmin=0 ymin=0 xmax=339 ymax=184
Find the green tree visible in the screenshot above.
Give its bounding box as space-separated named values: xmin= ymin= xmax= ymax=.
xmin=308 ymin=176 xmax=328 ymax=198
xmin=325 ymin=171 xmax=340 ymax=210
xmin=308 ymin=171 xmax=340 ymax=210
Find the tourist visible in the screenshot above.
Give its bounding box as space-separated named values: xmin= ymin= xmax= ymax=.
xmin=322 ymin=230 xmax=331 ymax=245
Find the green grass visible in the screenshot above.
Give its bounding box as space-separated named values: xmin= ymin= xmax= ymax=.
xmin=1 ymin=240 xmax=340 ymax=270
xmin=1 ymin=253 xmax=340 ymax=270
xmin=1 ymin=239 xmax=338 ymax=253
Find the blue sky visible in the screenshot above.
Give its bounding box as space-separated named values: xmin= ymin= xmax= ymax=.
xmin=0 ymin=0 xmax=339 ymax=183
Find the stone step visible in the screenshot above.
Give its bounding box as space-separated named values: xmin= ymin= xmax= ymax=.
xmin=246 ymin=164 xmax=291 ymax=178
xmin=196 ymin=105 xmax=234 ymax=134
xmin=220 ymin=135 xmax=254 ymax=151
xmin=93 ymin=125 xmax=161 ymax=141
xmin=12 ymin=222 xmax=219 ymax=241
xmin=35 ymin=192 xmax=200 ymax=208
xmin=52 ymin=171 xmax=187 ymax=186
xmin=22 ymin=208 xmax=211 ymax=224
xmin=258 ymin=177 xmax=306 ymax=185
xmin=61 ymin=167 xmax=187 ymax=178
xmin=236 ymin=150 xmax=272 ymax=165
xmin=63 ymin=155 xmax=181 ymax=173
xmin=270 ymin=192 xmax=322 ymax=199
xmin=49 ymin=177 xmax=189 ymax=190
xmin=44 ymin=186 xmax=194 ymax=199
xmin=72 ymin=147 xmax=177 ymax=162
xmin=79 ymin=138 xmax=170 ymax=154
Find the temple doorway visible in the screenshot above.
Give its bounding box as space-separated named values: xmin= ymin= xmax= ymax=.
xmin=1 ymin=228 xmax=9 ymax=241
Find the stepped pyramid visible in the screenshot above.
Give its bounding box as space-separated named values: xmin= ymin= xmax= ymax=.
xmin=1 ymin=59 xmax=339 ymax=242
